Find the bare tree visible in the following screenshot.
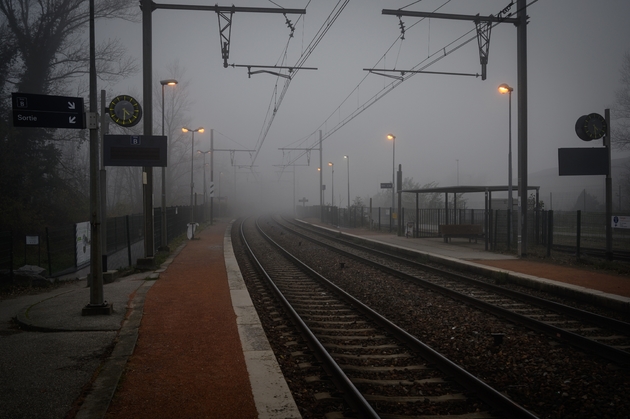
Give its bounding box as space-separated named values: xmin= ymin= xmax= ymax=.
xmin=0 ymin=0 xmax=139 ymax=232
xmin=613 ymin=52 xmax=630 ymax=150
xmin=0 ymin=0 xmax=137 ymax=95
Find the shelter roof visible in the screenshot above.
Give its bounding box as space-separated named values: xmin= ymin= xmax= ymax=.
xmin=401 ymin=185 xmax=540 ymax=194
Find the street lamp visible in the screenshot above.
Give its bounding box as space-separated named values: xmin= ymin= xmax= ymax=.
xmin=182 ymin=127 xmax=204 ymax=239
xmin=197 ymin=150 xmax=211 ymax=220
xmin=499 ymin=83 xmax=514 ymax=249
xmin=159 ymin=79 xmax=177 ymax=250
xmin=328 ymin=162 xmax=334 ymax=208
xmin=344 ymin=155 xmax=350 ymax=209
xmin=387 ymin=134 xmax=396 ymax=223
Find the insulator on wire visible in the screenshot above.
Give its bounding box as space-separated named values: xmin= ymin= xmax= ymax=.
xmin=398 ymin=17 xmax=406 ymax=40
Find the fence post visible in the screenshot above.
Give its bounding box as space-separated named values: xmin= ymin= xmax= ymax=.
xmin=46 ymin=227 xmax=52 ymax=277
xmin=74 ymin=223 xmax=78 ymax=268
xmin=126 ymin=215 xmax=132 ymax=267
xmin=576 ymin=210 xmax=581 ymax=260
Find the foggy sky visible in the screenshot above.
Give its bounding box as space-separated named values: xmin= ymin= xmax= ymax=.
xmin=96 ymin=0 xmax=630 ymax=212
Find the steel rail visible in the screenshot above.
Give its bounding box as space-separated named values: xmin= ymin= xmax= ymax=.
xmin=239 ymin=218 xmax=380 ymax=419
xmin=259 ymin=217 xmax=539 ymax=419
xmin=277 ymin=217 xmax=630 ymax=366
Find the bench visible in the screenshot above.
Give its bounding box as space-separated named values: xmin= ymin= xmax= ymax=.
xmin=438 ymin=224 xmax=484 ymax=243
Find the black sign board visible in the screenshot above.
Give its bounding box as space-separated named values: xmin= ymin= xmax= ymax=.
xmin=11 ymin=92 xmax=85 ymax=129
xmin=558 ymin=147 xmax=608 ymax=176
xmin=381 ymin=182 xmax=393 ymax=189
xmin=103 ymin=135 xmax=167 ymax=167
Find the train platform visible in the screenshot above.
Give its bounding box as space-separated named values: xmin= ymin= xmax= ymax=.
xmin=298 ymin=218 xmax=630 ymax=312
xmin=1 ymin=220 xmax=300 ymax=419
xmin=2 ymin=217 xmax=630 ymax=419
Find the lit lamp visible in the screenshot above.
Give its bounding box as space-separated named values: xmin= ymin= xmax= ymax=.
xmin=182 ymin=127 xmax=204 ymax=238
xmin=498 ymin=83 xmax=513 ymax=249
xmin=159 ymin=79 xmax=177 ymax=250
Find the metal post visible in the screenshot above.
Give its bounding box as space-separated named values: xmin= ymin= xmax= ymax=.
xmin=605 ymin=108 xmax=613 ymax=259
xmin=190 ymin=130 xmax=195 ymax=229
xmin=142 ymin=0 xmax=154 ymax=260
xmin=319 ymin=131 xmax=323 ymax=222
xmin=397 ymin=164 xmax=402 ymax=236
xmin=84 ymin=0 xmax=107 ymax=315
xmin=344 ymin=155 xmax=350 ymax=210
xmin=392 ymin=136 xmax=395 ymax=223
xmin=210 ymin=129 xmax=214 ymax=225
xmin=517 ymin=0 xmax=528 ymax=257
xmin=508 ymin=88 xmax=513 ymax=250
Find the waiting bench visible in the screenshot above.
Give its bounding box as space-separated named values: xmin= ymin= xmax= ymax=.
xmin=438 ymin=224 xmax=484 ymax=243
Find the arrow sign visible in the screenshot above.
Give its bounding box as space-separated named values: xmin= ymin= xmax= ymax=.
xmin=11 ymin=92 xmax=85 ymax=129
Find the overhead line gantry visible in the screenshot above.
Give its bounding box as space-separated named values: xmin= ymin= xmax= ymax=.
xmin=139 ymin=1 xmax=307 ymax=258
xmin=372 ymin=1 xmax=530 ymax=257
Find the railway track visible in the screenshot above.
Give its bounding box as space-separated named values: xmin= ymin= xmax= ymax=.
xmin=274 ymin=216 xmax=630 ymax=367
xmin=238 ymin=216 xmax=538 ymax=418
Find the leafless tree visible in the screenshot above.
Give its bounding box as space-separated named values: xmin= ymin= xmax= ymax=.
xmin=613 ymin=52 xmax=630 ymax=150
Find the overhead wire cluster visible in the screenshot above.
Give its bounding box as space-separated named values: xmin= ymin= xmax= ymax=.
xmin=279 ymin=0 xmax=538 ymax=170
xmin=250 ymin=0 xmax=350 ymax=167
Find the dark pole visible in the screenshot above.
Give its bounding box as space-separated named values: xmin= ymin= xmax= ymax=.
xmin=142 ymin=0 xmax=154 ymax=260
xmin=605 ymin=108 xmax=613 ymax=259
xmin=84 ymin=0 xmax=108 ymax=314
xmin=210 ymin=129 xmax=214 ymax=225
xmin=190 ymin=130 xmax=195 ymax=228
xmin=517 ymin=0 xmax=528 ymax=257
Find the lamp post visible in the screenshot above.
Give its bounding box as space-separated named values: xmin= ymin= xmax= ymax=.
xmin=182 ymin=127 xmax=204 ymax=238
xmin=159 ymin=79 xmax=177 ymax=250
xmin=499 ymin=83 xmax=514 ymax=249
xmin=344 ymin=155 xmax=350 ymax=209
xmin=387 ymin=134 xmax=396 ymax=227
xmin=197 ymin=150 xmax=211 ymax=220
xmin=218 ymin=171 xmax=223 ymax=215
xmin=328 ymin=162 xmax=334 ymax=208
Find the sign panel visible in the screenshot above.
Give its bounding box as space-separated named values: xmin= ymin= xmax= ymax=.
xmin=76 ymin=222 xmax=91 ymax=266
xmin=11 ymin=92 xmax=85 ymax=129
xmin=612 ymin=215 xmax=630 ymax=229
xmin=558 ymin=147 xmax=608 ymax=176
xmin=381 ymin=182 xmax=393 ymax=189
xmin=25 ymin=235 xmax=39 ymax=245
xmin=103 ymin=135 xmax=167 ymax=167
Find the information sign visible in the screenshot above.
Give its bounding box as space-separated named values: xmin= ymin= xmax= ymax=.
xmin=11 ymin=92 xmax=85 ymax=129
xmin=381 ymin=182 xmax=393 ymax=189
xmin=612 ymin=215 xmax=630 ymax=229
xmin=103 ymin=135 xmax=167 ymax=167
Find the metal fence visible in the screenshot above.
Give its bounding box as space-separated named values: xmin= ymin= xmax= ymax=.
xmin=297 ymin=205 xmax=630 ymax=258
xmin=0 ymin=203 xmax=203 ymax=278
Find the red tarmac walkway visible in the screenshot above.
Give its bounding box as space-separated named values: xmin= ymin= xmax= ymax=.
xmin=106 ymin=221 xmax=258 ymax=418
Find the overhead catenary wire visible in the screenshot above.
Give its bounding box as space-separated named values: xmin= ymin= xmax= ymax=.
xmin=280 ymin=0 xmax=538 ymax=169
xmin=250 ymin=0 xmax=349 ymax=167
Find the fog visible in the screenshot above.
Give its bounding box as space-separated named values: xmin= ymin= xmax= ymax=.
xmin=97 ymin=0 xmax=630 ymax=214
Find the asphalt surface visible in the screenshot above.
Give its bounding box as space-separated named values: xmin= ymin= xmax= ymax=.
xmin=0 ymin=269 xmax=157 ymax=419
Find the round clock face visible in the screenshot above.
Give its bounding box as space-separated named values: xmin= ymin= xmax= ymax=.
xmin=575 ymin=113 xmax=607 ymax=141
xmin=583 ymin=113 xmax=607 ymax=140
xmin=108 ymin=95 xmax=142 ymax=127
